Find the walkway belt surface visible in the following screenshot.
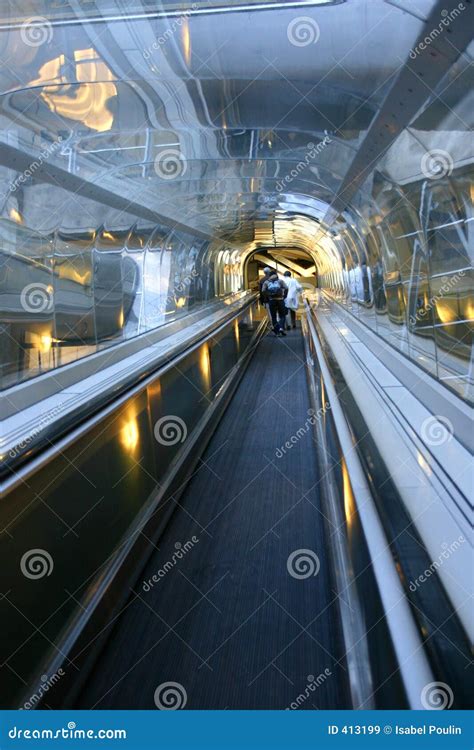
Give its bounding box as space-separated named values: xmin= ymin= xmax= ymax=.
xmin=79 ymin=331 xmax=348 ymax=709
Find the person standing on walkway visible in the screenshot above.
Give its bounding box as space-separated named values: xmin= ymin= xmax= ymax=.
xmin=259 ymin=267 xmax=273 ymax=323
xmin=283 ymin=271 xmax=303 ymax=329
xmin=261 ymin=269 xmax=288 ymax=336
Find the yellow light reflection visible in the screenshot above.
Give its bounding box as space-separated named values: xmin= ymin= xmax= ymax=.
xmin=181 ymin=18 xmax=191 ymax=66
xmin=341 ymin=459 xmax=357 ymax=532
xmin=234 ymin=319 xmax=240 ymax=347
xmin=9 ymin=208 xmax=23 ymax=223
xmin=118 ymin=309 xmax=124 ymax=328
xmin=435 ymin=301 xmax=456 ymax=324
xmin=30 ymin=49 xmax=116 ymax=132
xmin=176 ymin=297 xmax=186 ymax=308
xmin=40 ymin=334 xmax=52 ymax=353
xmin=417 ymin=452 xmax=432 ymax=476
xmin=148 ymin=379 xmax=162 ymax=402
xmin=464 ymin=301 xmax=474 ymax=320
xmin=120 ymin=417 xmax=140 ymax=454
xmin=199 ymin=344 xmax=211 ymax=390
xmin=57 ymin=266 xmax=92 ymax=286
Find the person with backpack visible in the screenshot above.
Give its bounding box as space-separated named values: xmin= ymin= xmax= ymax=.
xmin=283 ymin=271 xmax=303 ymax=329
xmin=261 ymin=269 xmax=288 ymax=336
xmin=259 ymin=267 xmax=273 ymax=323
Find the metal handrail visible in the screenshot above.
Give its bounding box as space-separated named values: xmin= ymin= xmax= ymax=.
xmin=1 ymin=296 xmax=258 ymax=493
xmin=303 ymin=299 xmax=434 ymax=709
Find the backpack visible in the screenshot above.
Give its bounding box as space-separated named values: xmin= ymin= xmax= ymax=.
xmin=266 ymin=279 xmax=282 ymax=298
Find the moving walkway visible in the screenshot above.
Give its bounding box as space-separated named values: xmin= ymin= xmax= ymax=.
xmin=1 ymin=296 xmax=470 ymax=711
xmin=1 ymin=0 xmax=472 ymax=715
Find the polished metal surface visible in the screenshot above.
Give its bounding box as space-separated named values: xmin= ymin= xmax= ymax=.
xmin=1 ymin=0 xmax=471 ymax=398
xmin=0 ymin=303 xmax=262 ymax=708
xmin=1 ymin=293 xmax=256 ymax=479
xmin=0 ymin=0 xmax=472 ymax=718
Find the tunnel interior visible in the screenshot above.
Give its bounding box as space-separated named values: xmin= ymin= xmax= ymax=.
xmin=0 ymin=0 xmax=472 ymax=715
xmin=1 ymin=0 xmax=472 ymax=400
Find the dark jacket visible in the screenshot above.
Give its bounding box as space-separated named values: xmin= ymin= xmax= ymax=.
xmin=261 ymin=273 xmax=287 ymax=302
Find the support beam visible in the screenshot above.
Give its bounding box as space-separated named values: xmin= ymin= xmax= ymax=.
xmin=327 ymin=0 xmax=474 ymax=215
xmin=0 ymin=142 xmax=212 ymax=241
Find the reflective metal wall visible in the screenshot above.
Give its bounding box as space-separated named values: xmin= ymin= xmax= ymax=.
xmin=0 ymin=199 xmax=243 ymax=388
xmin=318 ymin=169 xmax=473 ymax=403
xmin=314 ymin=26 xmax=473 ymax=404
xmin=0 ymin=0 xmax=472 ymax=402
xmin=0 ymin=302 xmax=258 ymax=707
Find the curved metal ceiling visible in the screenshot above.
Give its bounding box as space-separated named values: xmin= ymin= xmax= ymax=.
xmin=0 ymin=0 xmax=472 ymax=270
